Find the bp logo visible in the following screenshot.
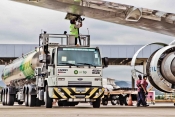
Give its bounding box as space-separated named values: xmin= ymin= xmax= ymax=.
xmin=74 ymin=70 xmax=78 ymax=74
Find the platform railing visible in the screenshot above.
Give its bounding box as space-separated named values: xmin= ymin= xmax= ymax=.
xmin=39 ymin=33 xmax=90 ymax=47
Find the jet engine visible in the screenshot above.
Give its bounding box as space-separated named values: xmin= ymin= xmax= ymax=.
xmin=131 ymin=42 xmax=175 ymax=93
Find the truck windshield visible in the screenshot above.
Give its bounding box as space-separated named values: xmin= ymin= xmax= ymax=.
xmin=57 ymin=48 xmax=102 ymax=67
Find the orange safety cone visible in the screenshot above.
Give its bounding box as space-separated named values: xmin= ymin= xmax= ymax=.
xmin=127 ymin=94 xmax=133 ymax=106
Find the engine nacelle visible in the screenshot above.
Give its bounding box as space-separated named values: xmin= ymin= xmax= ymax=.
xmin=147 ymin=45 xmax=175 ymax=93
xmin=131 ymin=42 xmax=175 ymax=93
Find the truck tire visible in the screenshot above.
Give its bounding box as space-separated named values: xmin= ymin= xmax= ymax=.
xmin=119 ymin=95 xmax=124 ymax=106
xmin=2 ymin=91 xmax=6 ymax=105
xmin=28 ymin=92 xmax=36 ymax=107
xmin=5 ymin=91 xmax=7 ymax=105
xmin=93 ymin=98 xmax=101 ymax=108
xmin=24 ymin=93 xmax=28 ymax=106
xmin=102 ymin=98 xmax=108 ymax=105
xmin=6 ymin=90 xmax=14 ymax=106
xmin=35 ymin=98 xmax=41 ymax=107
xmin=124 ymin=95 xmax=129 ymax=106
xmin=41 ymin=100 xmax=45 ymax=105
xmin=45 ymin=85 xmax=52 ymax=108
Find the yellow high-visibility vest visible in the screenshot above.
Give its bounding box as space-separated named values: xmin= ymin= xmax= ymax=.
xmin=70 ymin=24 xmax=78 ymax=38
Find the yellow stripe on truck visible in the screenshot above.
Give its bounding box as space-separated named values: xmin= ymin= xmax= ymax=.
xmin=53 ymin=88 xmax=67 ymax=99
xmin=93 ymin=88 xmax=105 ymax=98
xmin=62 ymin=88 xmax=75 ymax=98
xmin=52 ymin=93 xmax=58 ymax=98
xmin=86 ymin=88 xmax=98 ymax=98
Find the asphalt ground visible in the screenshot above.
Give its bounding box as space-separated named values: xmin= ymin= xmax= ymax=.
xmin=0 ymin=103 xmax=175 ymax=117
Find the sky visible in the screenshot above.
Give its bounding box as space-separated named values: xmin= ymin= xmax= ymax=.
xmin=0 ymin=0 xmax=175 ymax=82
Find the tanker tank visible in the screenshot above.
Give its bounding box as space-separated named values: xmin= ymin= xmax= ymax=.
xmin=1 ymin=50 xmax=42 ymax=85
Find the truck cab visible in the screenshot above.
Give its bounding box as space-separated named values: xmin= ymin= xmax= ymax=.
xmin=37 ymin=32 xmax=109 ymax=108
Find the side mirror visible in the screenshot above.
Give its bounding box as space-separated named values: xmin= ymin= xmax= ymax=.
xmin=102 ymin=57 xmax=109 ymax=68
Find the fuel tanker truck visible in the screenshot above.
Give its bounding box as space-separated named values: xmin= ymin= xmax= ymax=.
xmin=0 ymin=31 xmax=109 ymax=108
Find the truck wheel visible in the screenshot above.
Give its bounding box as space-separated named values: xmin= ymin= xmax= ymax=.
xmin=102 ymin=98 xmax=108 ymax=105
xmin=93 ymin=98 xmax=101 ymax=108
xmin=28 ymin=92 xmax=36 ymax=107
xmin=124 ymin=95 xmax=129 ymax=106
xmin=119 ymin=95 xmax=124 ymax=106
xmin=6 ymin=90 xmax=14 ymax=106
xmin=5 ymin=91 xmax=7 ymax=105
xmin=45 ymin=85 xmax=52 ymax=108
xmin=24 ymin=92 xmax=28 ymax=106
xmin=41 ymin=100 xmax=45 ymax=105
xmin=35 ymin=98 xmax=41 ymax=107
xmin=18 ymin=101 xmax=23 ymax=105
xmin=2 ymin=91 xmax=6 ymax=105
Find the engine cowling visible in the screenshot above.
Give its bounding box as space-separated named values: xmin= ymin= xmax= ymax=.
xmin=131 ymin=42 xmax=175 ymax=93
xmin=147 ymin=45 xmax=175 ymax=93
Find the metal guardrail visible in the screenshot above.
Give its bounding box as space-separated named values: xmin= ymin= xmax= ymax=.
xmin=39 ymin=33 xmax=90 ymax=47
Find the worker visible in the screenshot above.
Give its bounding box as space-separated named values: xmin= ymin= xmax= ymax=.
xmin=70 ymin=18 xmax=82 ymax=45
xmin=136 ymin=74 xmax=143 ymax=107
xmin=140 ymin=75 xmax=149 ymax=107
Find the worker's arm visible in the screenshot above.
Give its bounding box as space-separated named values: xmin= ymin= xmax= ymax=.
xmin=141 ymin=84 xmax=147 ymax=93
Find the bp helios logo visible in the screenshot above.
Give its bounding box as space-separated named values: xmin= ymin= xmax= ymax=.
xmin=74 ymin=70 xmax=87 ymax=74
xmin=74 ymin=70 xmax=78 ymax=74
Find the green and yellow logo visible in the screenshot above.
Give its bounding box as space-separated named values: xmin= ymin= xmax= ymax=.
xmin=74 ymin=70 xmax=78 ymax=74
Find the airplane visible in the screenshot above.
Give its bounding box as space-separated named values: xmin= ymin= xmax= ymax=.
xmin=11 ymin=0 xmax=175 ymax=37
xmin=9 ymin=0 xmax=175 ymax=94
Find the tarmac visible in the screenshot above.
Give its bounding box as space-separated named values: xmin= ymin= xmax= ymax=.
xmin=0 ymin=103 xmax=175 ymax=117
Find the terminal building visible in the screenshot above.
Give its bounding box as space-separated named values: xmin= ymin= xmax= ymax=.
xmin=0 ymin=44 xmax=164 ymax=65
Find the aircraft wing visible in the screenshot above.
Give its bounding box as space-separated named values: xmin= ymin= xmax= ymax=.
xmin=11 ymin=0 xmax=175 ymax=37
